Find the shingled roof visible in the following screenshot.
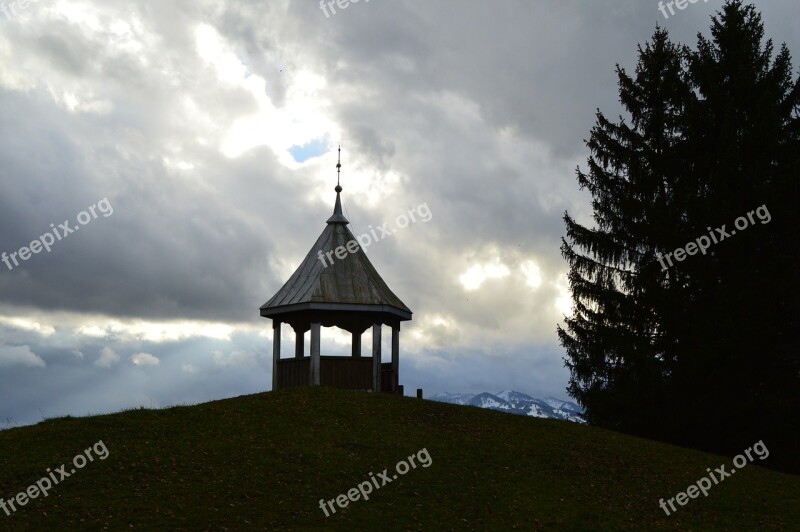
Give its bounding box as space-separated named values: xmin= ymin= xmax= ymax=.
xmin=259 ymin=186 xmax=412 ymax=321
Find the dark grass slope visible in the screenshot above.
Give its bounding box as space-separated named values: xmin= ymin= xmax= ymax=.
xmin=0 ymin=387 xmax=797 ymax=530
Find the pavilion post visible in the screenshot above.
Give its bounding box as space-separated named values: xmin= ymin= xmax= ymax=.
xmin=310 ymin=322 xmax=321 ymax=386
xmin=372 ymin=323 xmax=382 ymax=392
xmin=391 ymin=324 xmax=400 ymax=393
xmin=352 ymin=330 xmax=361 ymax=357
xmin=272 ymin=320 xmax=281 ymax=390
xmin=295 ymin=328 xmax=304 ymax=359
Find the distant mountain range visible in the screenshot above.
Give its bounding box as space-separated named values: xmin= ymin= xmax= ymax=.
xmin=429 ymin=390 xmax=586 ymax=423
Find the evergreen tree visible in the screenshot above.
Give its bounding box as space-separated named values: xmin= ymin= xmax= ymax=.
xmin=559 ymin=1 xmax=799 ymax=471
xmin=558 ymin=27 xmax=692 ymax=437
xmin=679 ymin=1 xmax=800 ymax=466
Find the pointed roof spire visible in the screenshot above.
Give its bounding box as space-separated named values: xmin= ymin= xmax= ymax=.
xmin=336 ymin=145 xmax=342 ymax=189
xmin=327 ymin=145 xmax=349 ymax=224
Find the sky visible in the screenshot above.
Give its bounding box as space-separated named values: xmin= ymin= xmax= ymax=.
xmin=1 ymin=0 xmax=798 ymax=428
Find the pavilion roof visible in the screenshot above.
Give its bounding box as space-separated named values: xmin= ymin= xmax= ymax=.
xmin=260 ymin=175 xmax=411 ymax=321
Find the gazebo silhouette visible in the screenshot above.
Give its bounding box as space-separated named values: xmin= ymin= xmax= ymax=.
xmin=260 ymin=149 xmax=412 ymax=393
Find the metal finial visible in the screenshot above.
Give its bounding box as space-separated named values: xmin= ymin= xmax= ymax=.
xmin=327 ymin=146 xmax=348 ymax=224
xmin=335 ymin=145 xmax=342 ymax=192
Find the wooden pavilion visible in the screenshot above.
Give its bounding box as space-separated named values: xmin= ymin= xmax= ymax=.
xmin=260 ymin=150 xmax=412 ymax=393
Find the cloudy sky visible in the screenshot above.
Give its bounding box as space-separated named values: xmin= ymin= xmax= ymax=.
xmin=1 ymin=1 xmax=798 ymax=428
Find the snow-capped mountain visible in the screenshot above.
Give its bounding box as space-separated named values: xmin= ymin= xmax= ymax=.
xmin=429 ymin=390 xmax=586 ymax=423
xmin=427 ymin=392 xmax=474 ymax=406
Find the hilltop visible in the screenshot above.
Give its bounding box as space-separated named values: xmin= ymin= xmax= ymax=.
xmin=0 ymin=387 xmax=796 ymax=529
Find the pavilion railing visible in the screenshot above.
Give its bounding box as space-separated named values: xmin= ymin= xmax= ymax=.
xmin=276 ymin=356 xmax=397 ymax=392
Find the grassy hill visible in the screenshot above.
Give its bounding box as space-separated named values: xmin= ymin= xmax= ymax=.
xmin=0 ymin=387 xmax=797 ymax=530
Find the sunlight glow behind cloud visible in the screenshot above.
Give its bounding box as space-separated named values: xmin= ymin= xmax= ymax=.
xmin=193 ymin=24 xmax=338 ymax=165
xmin=74 ymin=319 xmax=235 ymax=343
xmin=459 ymin=260 xmax=511 ymax=291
